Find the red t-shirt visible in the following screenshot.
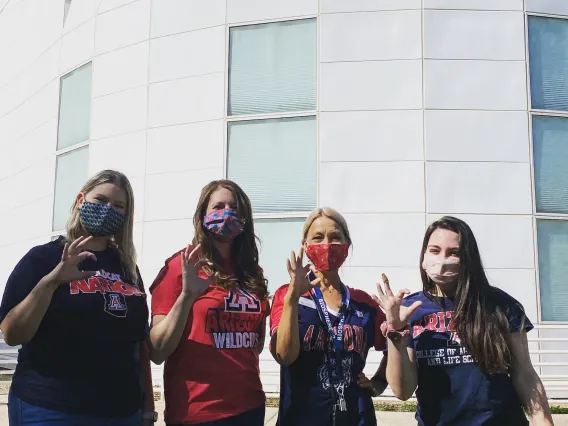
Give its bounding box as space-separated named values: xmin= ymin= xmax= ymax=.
xmin=150 ymin=249 xmax=270 ymax=424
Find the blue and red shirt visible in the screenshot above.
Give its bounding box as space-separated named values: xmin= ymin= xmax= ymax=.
xmin=402 ymin=289 xmax=532 ymax=426
xmin=0 ymin=237 xmax=149 ymax=417
xmin=270 ymin=284 xmax=386 ymax=426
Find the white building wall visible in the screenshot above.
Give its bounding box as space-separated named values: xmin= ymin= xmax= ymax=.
xmin=0 ymin=0 xmax=567 ymax=397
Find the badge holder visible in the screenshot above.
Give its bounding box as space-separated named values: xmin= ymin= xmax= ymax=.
xmin=324 ymin=345 xmax=348 ymax=426
xmin=309 ymin=278 xmax=350 ymax=426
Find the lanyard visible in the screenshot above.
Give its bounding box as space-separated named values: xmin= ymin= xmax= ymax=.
xmin=311 ymin=285 xmax=350 ymax=353
xmin=310 ymin=282 xmax=351 ymax=413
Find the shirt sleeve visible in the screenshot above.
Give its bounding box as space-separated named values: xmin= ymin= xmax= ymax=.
xmin=401 ymin=297 xmax=419 ymax=349
xmin=0 ymin=245 xmax=56 ymax=324
xmin=269 ymin=285 xmax=288 ymax=337
xmin=134 ymin=265 xmax=151 ymax=335
xmin=374 ymin=305 xmax=387 ymax=351
xmin=497 ymin=289 xmax=533 ymax=333
xmin=135 ymin=265 xmax=145 ymax=293
xmin=149 ymin=253 xmax=183 ymax=317
xmin=263 ymin=298 xmax=271 ymax=319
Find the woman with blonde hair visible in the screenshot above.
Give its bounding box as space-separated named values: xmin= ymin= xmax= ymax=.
xmin=149 ymin=179 xmax=270 ymax=426
xmin=0 ymin=169 xmax=155 ymax=425
xmin=270 ymin=207 xmax=388 ymax=426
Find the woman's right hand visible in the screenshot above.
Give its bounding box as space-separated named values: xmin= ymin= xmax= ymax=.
xmin=286 ymin=246 xmax=321 ymax=300
xmin=373 ymin=273 xmax=421 ymax=331
xmin=181 ymin=244 xmax=211 ymax=299
xmin=357 ymin=372 xmax=378 ymax=396
xmin=48 ymin=236 xmax=97 ymax=286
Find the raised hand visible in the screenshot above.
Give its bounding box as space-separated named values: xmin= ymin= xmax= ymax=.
xmin=181 ymin=244 xmax=212 ymax=299
xmin=372 ymin=273 xmax=422 ymax=331
xmin=48 ymin=236 xmax=97 ymax=285
xmin=286 ymin=246 xmax=321 ymax=299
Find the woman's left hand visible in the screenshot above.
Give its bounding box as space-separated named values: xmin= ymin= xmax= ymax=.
xmin=357 ymin=372 xmax=376 ymax=395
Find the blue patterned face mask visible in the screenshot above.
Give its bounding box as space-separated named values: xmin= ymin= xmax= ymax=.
xmin=79 ymin=201 xmax=126 ymax=237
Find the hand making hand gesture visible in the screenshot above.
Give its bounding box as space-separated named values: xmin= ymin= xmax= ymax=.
xmin=372 ymin=273 xmax=422 ymax=331
xmin=181 ymin=244 xmax=212 ymax=299
xmin=286 ymin=246 xmax=321 ymax=300
xmin=48 ymin=236 xmax=97 ymax=286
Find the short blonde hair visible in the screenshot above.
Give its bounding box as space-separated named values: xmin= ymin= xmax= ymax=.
xmin=66 ymin=170 xmax=137 ymax=281
xmin=302 ymin=207 xmax=352 ymax=245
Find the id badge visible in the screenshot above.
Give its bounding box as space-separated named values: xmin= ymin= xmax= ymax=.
xmin=332 ymin=403 xmax=349 ymax=426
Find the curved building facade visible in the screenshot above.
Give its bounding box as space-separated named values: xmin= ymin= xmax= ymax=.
xmin=0 ymin=0 xmax=567 ymax=397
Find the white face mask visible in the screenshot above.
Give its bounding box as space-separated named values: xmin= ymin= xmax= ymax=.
xmin=422 ymin=253 xmax=460 ymax=285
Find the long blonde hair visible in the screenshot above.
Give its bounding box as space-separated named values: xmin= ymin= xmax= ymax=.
xmin=302 ymin=207 xmax=352 ymax=245
xmin=66 ymin=170 xmax=137 ymax=281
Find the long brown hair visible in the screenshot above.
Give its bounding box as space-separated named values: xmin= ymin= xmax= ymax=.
xmin=193 ymin=180 xmax=268 ymax=299
xmin=66 ymin=169 xmax=137 ymax=281
xmin=420 ymin=216 xmax=525 ymax=374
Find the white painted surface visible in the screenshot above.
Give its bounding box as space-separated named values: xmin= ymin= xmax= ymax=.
xmin=0 ymin=0 xmax=565 ymax=397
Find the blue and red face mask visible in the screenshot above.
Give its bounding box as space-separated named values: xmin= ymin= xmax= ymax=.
xmin=203 ymin=208 xmax=244 ymax=241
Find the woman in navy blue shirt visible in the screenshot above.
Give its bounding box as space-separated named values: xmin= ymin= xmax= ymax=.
xmin=374 ymin=216 xmax=554 ymax=426
xmin=270 ymin=207 xmax=388 ymax=426
xmin=0 ymin=170 xmax=156 ymax=426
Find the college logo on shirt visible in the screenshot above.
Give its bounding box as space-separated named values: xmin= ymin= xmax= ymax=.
xmin=104 ymin=293 xmax=128 ymax=317
xmin=204 ymin=289 xmax=263 ymax=350
xmin=69 ymin=270 xmax=144 ymax=318
xmin=302 ymin=324 xmax=367 ymax=358
xmin=412 ymin=311 xmax=474 ymax=366
xmin=448 ymin=331 xmax=462 ymax=346
xmin=224 ymin=288 xmax=261 ymax=313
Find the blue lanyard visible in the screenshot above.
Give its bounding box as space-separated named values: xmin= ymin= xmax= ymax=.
xmin=310 ymin=278 xmax=351 ymax=411
xmin=311 ymin=284 xmax=350 ymax=353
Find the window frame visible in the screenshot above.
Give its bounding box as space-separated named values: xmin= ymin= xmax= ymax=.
xmin=223 ymin=17 xmax=318 ymax=293
xmin=50 ymin=60 xmax=93 ymax=237
xmin=223 ymin=16 xmax=319 ymax=221
xmin=526 ymin=12 xmax=568 ymax=324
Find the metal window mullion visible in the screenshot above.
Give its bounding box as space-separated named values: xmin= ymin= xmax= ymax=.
xmin=534 ymin=214 xmax=568 ymax=220
xmin=227 ymin=110 xmax=317 ymax=123
xmin=531 ymin=109 xmax=568 ymax=118
xmin=253 ymin=212 xmax=310 ymax=220
xmin=226 ymin=15 xmax=318 ymax=30
xmin=55 ymin=140 xmax=90 ymax=157
xmin=527 ymin=12 xmax=568 ymax=21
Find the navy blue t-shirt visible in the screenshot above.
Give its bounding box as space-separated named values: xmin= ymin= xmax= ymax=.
xmin=402 ymin=289 xmax=532 ymax=426
xmin=0 ymin=237 xmax=149 ymax=417
xmin=270 ymin=284 xmax=387 ymax=426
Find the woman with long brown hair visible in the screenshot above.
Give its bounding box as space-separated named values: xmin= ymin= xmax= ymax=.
xmin=0 ymin=169 xmax=155 ymax=425
xmin=374 ymin=216 xmax=554 ymax=426
xmin=148 ymin=179 xmax=269 ymax=426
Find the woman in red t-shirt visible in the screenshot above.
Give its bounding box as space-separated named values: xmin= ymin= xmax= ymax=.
xmin=148 ymin=180 xmax=270 ymax=426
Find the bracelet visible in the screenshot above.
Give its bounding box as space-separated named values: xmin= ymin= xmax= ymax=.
xmin=380 ymin=321 xmax=411 ymax=340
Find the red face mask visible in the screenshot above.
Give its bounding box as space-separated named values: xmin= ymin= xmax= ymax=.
xmin=305 ymin=243 xmax=349 ymax=272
